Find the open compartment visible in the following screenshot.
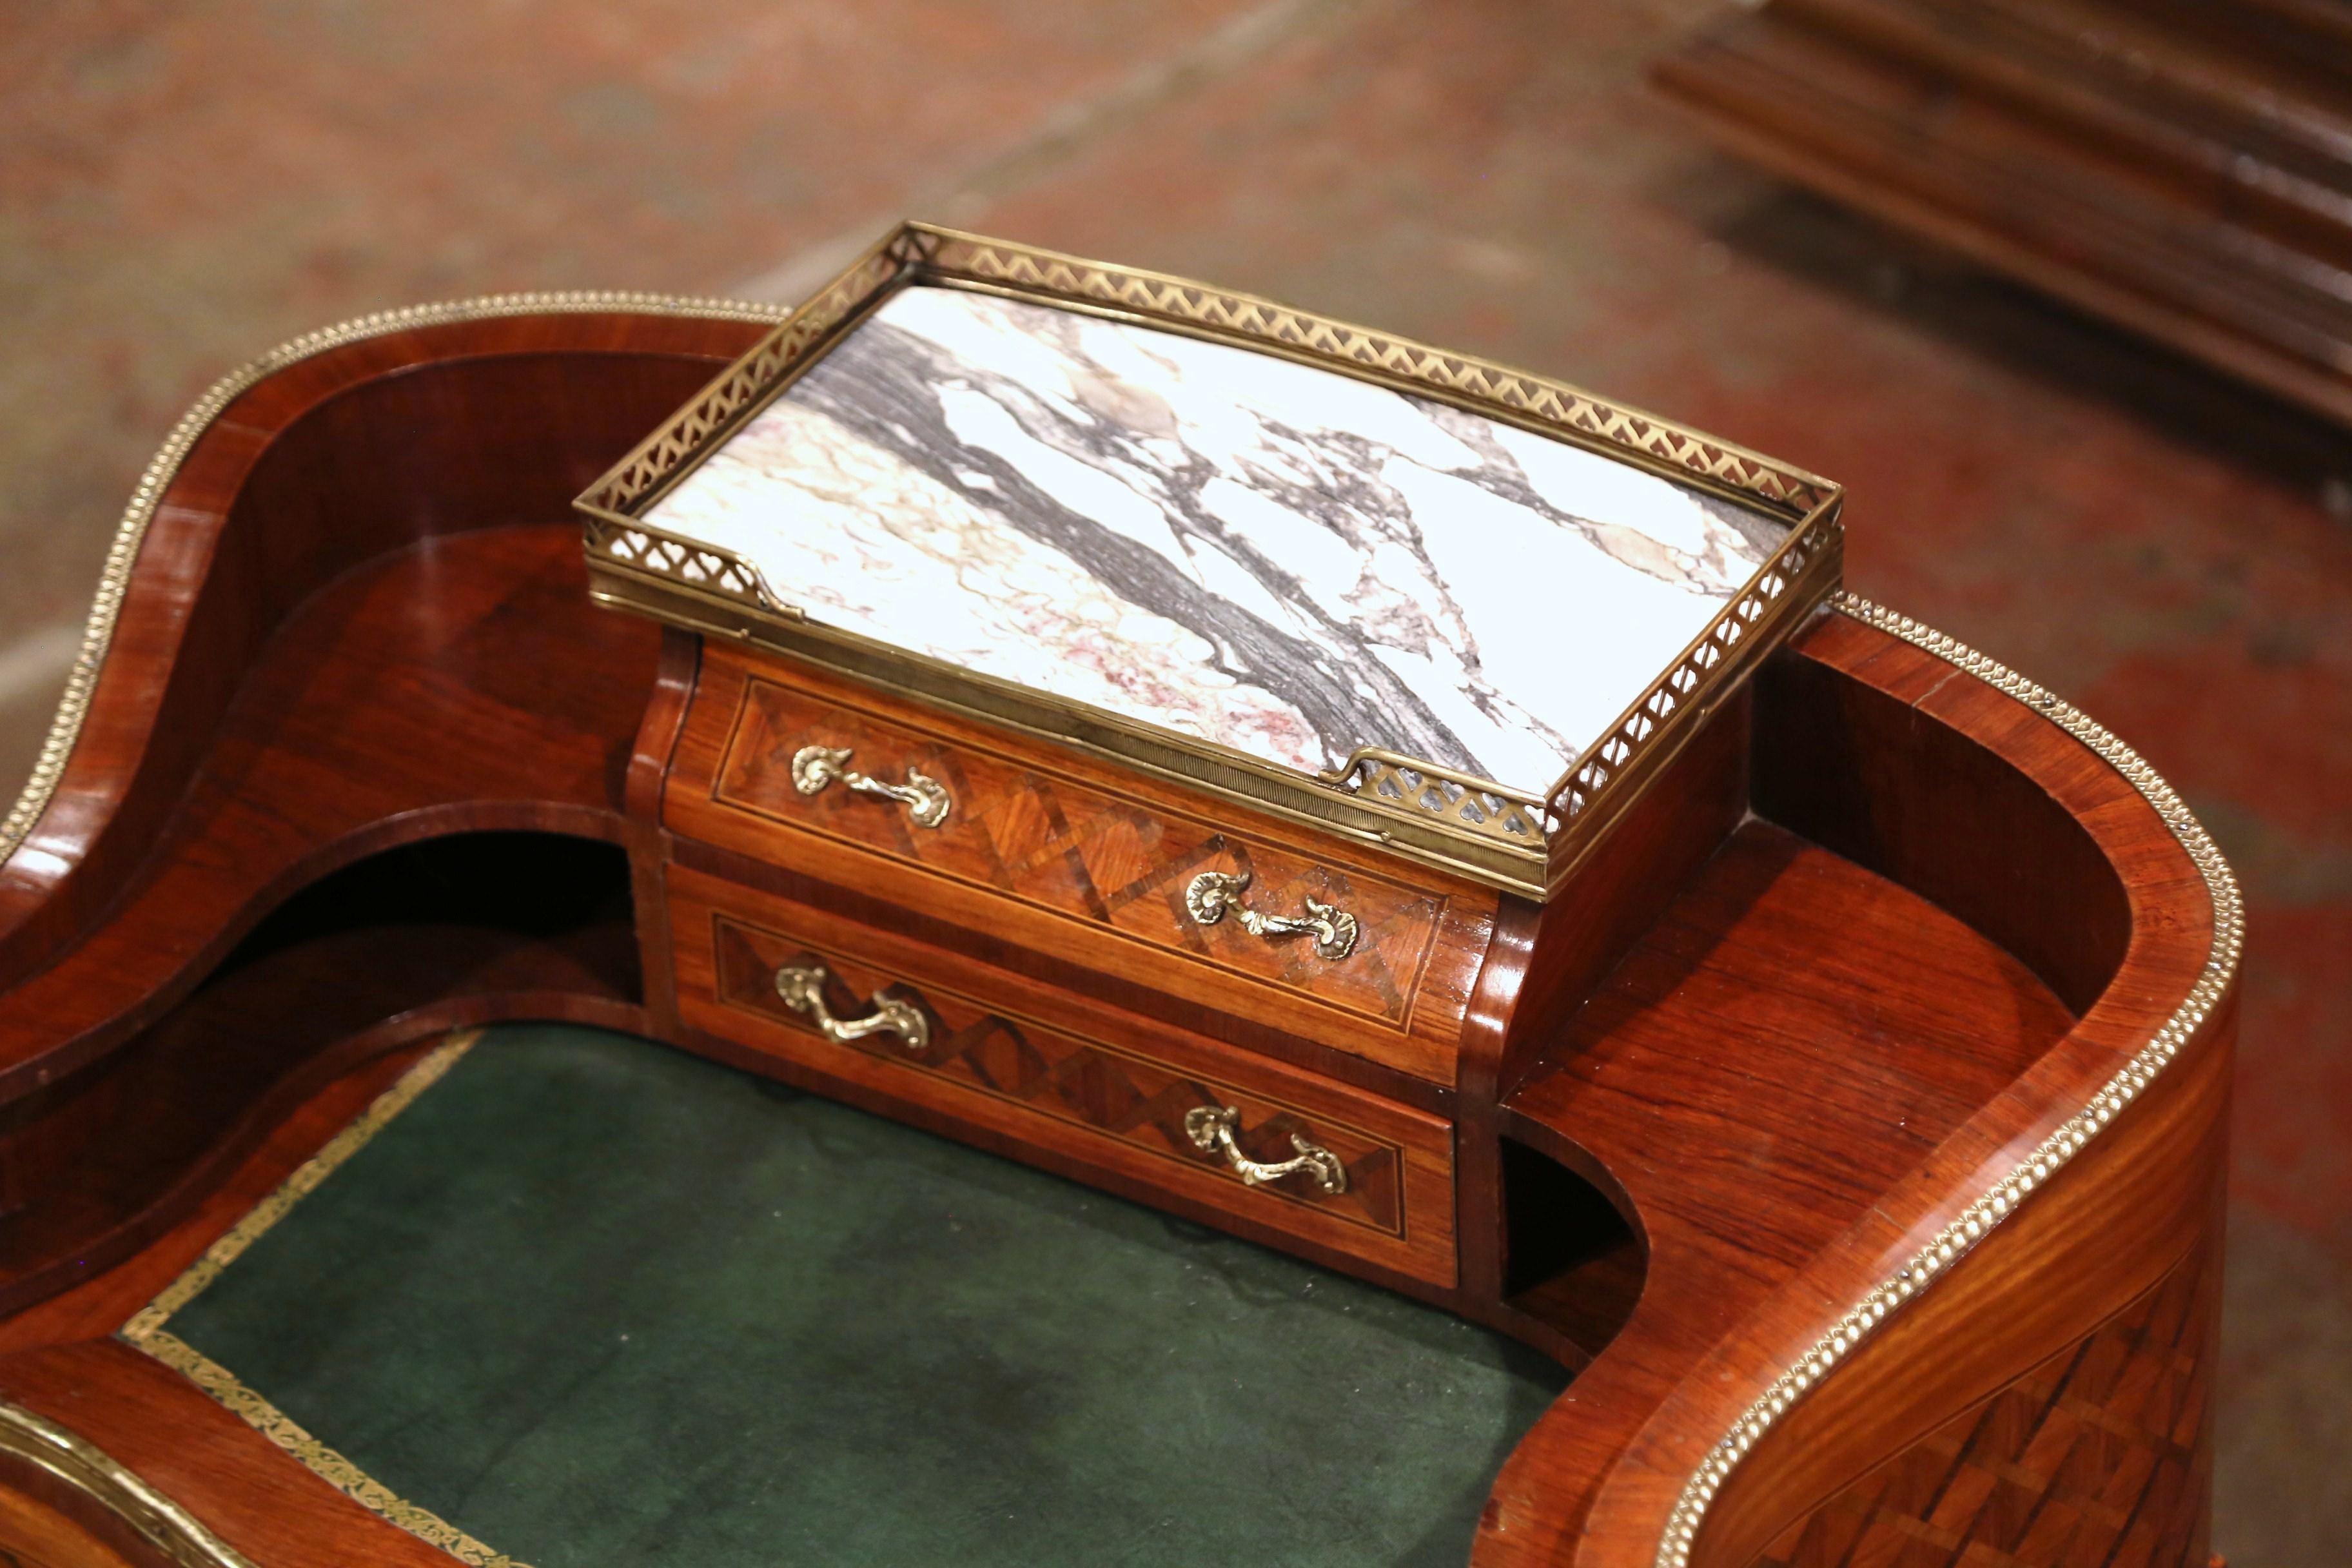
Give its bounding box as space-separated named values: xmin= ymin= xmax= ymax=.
xmin=0 ymin=831 xmax=639 ymax=1292
xmin=1500 ymin=1133 xmax=1645 ymax=1362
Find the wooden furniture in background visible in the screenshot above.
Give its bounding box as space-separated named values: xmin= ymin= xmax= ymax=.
xmin=0 ymin=307 xmax=2236 ymax=1567
xmin=1654 ymin=0 xmax=2352 ymax=427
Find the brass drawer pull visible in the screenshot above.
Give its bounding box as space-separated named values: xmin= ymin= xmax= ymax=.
xmin=1184 ymin=1104 xmax=1348 ymax=1195
xmin=1183 ymin=870 xmax=1358 ymax=959
xmin=791 ymin=744 xmax=951 ymax=828
xmin=774 ymin=962 xmax=930 ymax=1054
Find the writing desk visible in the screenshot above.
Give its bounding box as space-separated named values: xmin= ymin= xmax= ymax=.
xmin=0 ymin=298 xmax=2235 ymax=1568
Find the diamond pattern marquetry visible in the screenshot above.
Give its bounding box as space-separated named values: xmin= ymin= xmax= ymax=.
xmin=1748 ymin=1240 xmax=2217 ymax=1568
xmin=709 ymin=913 xmax=1406 ymax=1237
xmin=712 ymin=676 xmax=1446 ymax=1029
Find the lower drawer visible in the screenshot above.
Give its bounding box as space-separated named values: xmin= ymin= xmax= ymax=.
xmin=667 ymin=863 xmax=1458 ymax=1288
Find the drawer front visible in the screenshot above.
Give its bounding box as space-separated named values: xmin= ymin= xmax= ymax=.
xmin=669 ymin=863 xmax=1457 ymax=1287
xmin=666 ymin=649 xmax=1496 ymax=1084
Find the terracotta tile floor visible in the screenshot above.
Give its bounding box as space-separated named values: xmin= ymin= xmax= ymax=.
xmin=3 ymin=1 xmax=2344 ymax=1560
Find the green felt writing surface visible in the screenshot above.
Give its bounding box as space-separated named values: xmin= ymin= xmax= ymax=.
xmin=155 ymin=1024 xmax=1568 ymax=1567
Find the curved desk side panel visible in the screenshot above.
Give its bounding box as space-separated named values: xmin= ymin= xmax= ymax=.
xmin=0 ymin=308 xmax=775 ymax=983
xmin=0 ymin=315 xmax=772 ymax=1309
xmin=1478 ymin=609 xmax=2233 ymax=1568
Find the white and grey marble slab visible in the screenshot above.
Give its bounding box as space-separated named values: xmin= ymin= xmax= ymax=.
xmin=645 ymin=284 xmax=1789 ymax=796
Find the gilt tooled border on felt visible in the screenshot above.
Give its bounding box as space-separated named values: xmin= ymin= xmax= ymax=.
xmin=116 ymin=1033 xmax=525 ymax=1568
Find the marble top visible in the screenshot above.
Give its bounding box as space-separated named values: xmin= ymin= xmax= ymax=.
xmin=645 ymin=284 xmax=1788 ymax=796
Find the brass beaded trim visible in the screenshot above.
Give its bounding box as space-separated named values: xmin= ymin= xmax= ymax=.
xmin=0 ymin=1399 xmax=260 ymax=1568
xmin=1651 ymin=590 xmax=2245 ymax=1568
xmin=0 ymin=291 xmax=790 ymax=873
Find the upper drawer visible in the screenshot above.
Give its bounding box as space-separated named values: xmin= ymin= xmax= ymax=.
xmin=665 ymin=647 xmax=1498 ymax=1084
